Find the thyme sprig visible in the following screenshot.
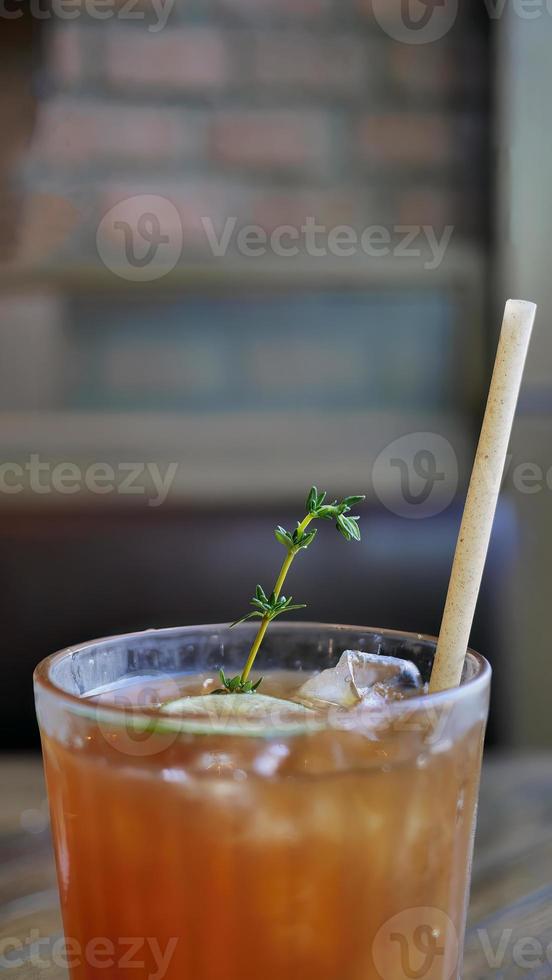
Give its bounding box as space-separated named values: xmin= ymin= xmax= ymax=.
xmin=215 ymin=487 xmax=365 ymax=694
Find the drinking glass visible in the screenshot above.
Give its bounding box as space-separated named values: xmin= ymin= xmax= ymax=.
xmin=34 ymin=622 xmax=491 ymax=980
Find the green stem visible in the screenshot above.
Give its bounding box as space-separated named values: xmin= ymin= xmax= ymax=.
xmin=240 ymin=513 xmax=314 ymax=684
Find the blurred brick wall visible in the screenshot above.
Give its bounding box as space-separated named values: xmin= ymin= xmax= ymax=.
xmin=21 ymin=0 xmax=488 ymax=266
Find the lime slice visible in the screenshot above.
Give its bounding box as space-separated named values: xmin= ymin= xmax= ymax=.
xmin=159 ymin=692 xmax=321 ymax=736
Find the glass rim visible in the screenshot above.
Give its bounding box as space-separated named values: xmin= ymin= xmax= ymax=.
xmin=34 ymin=621 xmax=491 ymax=729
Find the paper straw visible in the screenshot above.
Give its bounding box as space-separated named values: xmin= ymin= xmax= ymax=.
xmin=430 ymin=299 xmax=537 ymax=693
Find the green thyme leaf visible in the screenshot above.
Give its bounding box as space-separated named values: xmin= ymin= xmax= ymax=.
xmin=306 ymin=486 xmax=318 ymax=513
xmin=316 ymin=505 xmax=338 ymax=520
xmin=294 ymin=528 xmax=317 ymax=550
xmin=343 ymin=495 xmax=366 ymax=508
xmin=275 ymin=526 xmax=293 ymax=548
xmin=231 ymin=610 xmax=264 ymax=627
xmin=336 ymin=514 xmax=361 ymax=542
xmin=230 ymin=487 xmax=365 ymax=691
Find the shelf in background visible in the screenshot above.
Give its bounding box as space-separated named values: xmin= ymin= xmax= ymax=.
xmin=0 ymin=408 xmax=472 ymax=508
xmin=0 ymin=243 xmax=485 ymax=293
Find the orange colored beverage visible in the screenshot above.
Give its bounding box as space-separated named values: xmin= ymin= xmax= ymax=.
xmin=35 ymin=624 xmax=490 ymax=980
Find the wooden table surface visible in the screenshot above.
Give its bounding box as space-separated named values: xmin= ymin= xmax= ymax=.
xmin=1 ymin=753 xmax=552 ymax=979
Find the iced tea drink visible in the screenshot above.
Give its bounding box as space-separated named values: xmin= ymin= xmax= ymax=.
xmin=34 ymin=623 xmax=490 ymax=980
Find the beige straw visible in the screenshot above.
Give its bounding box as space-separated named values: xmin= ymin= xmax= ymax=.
xmin=430 ymin=299 xmax=537 ymax=692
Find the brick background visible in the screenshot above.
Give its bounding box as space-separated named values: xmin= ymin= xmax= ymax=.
xmin=47 ymin=27 xmax=83 ymax=87
xmin=358 ymin=115 xmax=454 ymax=169
xmin=211 ymin=111 xmax=332 ymax=175
xmin=25 ymin=2 xmax=488 ymax=266
xmin=218 ymin=0 xmax=329 ymax=20
xmin=389 ymin=44 xmax=454 ymax=98
xmin=253 ymin=35 xmax=370 ymax=94
xmin=33 ymin=100 xmax=204 ymax=165
xmin=105 ymin=29 xmax=231 ymax=92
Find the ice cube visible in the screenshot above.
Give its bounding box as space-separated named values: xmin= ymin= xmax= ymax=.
xmin=297 ymin=650 xmax=423 ymax=707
